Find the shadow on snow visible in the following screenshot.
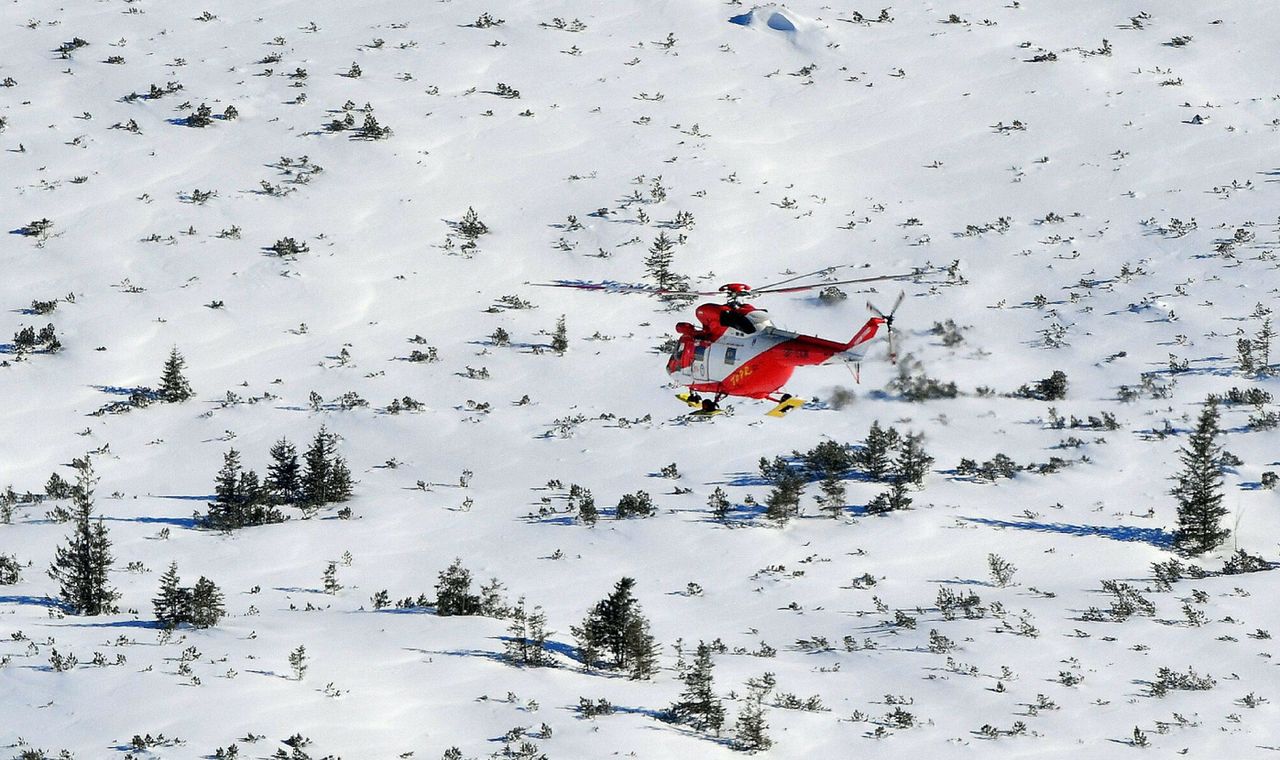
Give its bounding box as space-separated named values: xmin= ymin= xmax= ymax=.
xmin=963 ymin=517 xmax=1173 ymax=547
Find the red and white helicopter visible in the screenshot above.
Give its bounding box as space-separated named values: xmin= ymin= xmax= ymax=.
xmin=539 ymin=266 xmax=926 ymax=416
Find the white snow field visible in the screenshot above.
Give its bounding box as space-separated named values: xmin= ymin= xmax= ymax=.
xmin=2 ymin=0 xmax=1279 ymax=757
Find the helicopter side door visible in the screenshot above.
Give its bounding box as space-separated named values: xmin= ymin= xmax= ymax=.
xmin=691 ymin=341 xmax=712 ymax=381
xmin=701 ymin=335 xmax=749 ymax=382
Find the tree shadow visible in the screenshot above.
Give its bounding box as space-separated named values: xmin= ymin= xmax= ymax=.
xmin=929 ymin=577 xmax=992 ymax=587
xmin=58 ymin=618 xmax=161 ymax=629
xmin=90 ymin=384 xmax=148 ymax=396
xmin=432 ymin=647 xmax=507 ymax=665
xmin=0 ymin=594 xmax=60 ymax=608
xmin=696 ymin=501 xmax=768 ymax=525
xmin=101 ymin=515 xmax=198 ymax=528
xmin=610 ymin=704 xmax=669 ymax=720
xmin=1237 ymin=481 xmax=1271 ymax=491
xmin=964 ymin=517 xmax=1173 ymax=548
xmin=542 ymin=638 xmax=577 ymax=660
xmin=529 ymin=514 xmax=578 ymax=526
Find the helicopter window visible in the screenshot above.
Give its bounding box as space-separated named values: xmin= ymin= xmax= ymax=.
xmin=721 ymin=309 xmax=756 ymax=334
xmin=693 ymin=345 xmax=707 ymax=362
xmin=724 ymin=347 xmax=738 ymax=365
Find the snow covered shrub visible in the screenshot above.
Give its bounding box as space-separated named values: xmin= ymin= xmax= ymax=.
xmin=0 ymin=554 xmax=22 ymax=584
xmin=615 ymin=491 xmax=655 ymax=518
xmin=1221 ymin=549 xmax=1269 ymax=575
xmin=889 ymin=355 xmax=958 ymax=401
xmin=1147 ymin=667 xmax=1215 ymax=697
xmin=1013 ymin=370 xmax=1068 ymax=400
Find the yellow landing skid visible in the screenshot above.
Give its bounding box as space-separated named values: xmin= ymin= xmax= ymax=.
xmin=766 ymin=397 xmax=805 ymax=418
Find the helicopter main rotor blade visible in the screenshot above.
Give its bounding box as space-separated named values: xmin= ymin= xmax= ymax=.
xmin=752 ymin=271 xmax=922 ymax=295
xmin=753 ymin=265 xmax=847 ymax=293
xmin=529 ymin=280 xmax=715 ymax=297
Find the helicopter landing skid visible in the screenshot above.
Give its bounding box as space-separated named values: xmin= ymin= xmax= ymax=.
xmin=765 ymin=395 xmax=805 ymax=418
xmin=676 ymin=392 xmax=704 ymax=409
xmin=677 ymin=392 xmax=725 ymax=416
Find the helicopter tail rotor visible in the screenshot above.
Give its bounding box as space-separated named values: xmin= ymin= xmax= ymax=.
xmin=867 ymin=290 xmax=906 ymax=364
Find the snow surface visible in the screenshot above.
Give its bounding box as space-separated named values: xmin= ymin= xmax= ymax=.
xmin=2 ymin=0 xmax=1279 ymax=758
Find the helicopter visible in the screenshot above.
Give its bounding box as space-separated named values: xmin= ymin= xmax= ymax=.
xmin=537 ymin=266 xmax=926 ymax=416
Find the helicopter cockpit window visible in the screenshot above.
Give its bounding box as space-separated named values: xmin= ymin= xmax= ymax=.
xmin=745 ymin=310 xmax=772 ymax=330
xmin=693 ymin=345 xmax=707 ymax=362
xmin=721 ymin=308 xmax=757 ymax=334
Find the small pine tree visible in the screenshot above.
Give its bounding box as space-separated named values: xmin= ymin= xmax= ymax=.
xmin=238 ymin=468 xmax=262 ymax=506
xmin=577 ymin=488 xmax=598 ymax=526
xmin=158 ymin=347 xmax=194 ymax=402
xmin=668 ymin=641 xmax=726 ymax=734
xmin=435 ymin=558 xmax=481 ymax=616
xmin=214 ymin=448 xmax=244 ymax=503
xmin=866 ymin=477 xmax=912 ymax=514
xmin=458 ymin=207 xmax=489 ymax=239
xmin=289 ymin=645 xmax=308 ymax=680
xmin=708 ymin=487 xmax=731 ymax=522
xmin=323 ymin=562 xmax=341 ymax=594
xmin=893 ymin=432 xmax=934 ymax=486
xmin=643 ymin=232 xmax=677 ymax=288
xmin=524 ymin=604 xmax=552 ymax=666
xmin=803 ymin=439 xmax=854 ymax=476
xmin=153 ymin=562 xmax=188 ymax=628
xmin=573 ymin=577 xmax=657 ymax=678
xmin=856 ymin=421 xmax=900 ymax=481
xmin=988 ymin=553 xmax=1017 ymax=587
xmin=764 ymin=466 xmax=805 ymax=524
xmin=551 ymin=315 xmax=568 ymax=354
xmin=1172 ymin=399 xmax=1229 ymax=555
xmin=188 ymin=576 xmax=225 ymax=628
xmin=816 ymin=476 xmax=846 ymax=519
xmin=1254 ymin=318 xmax=1273 ymax=374
xmin=204 ymin=450 xmax=281 ymax=529
xmin=505 ymin=597 xmax=531 ymax=663
xmin=300 ymin=427 xmax=353 ymax=508
xmin=643 ymin=232 xmax=691 ymax=300
xmin=505 ymin=597 xmax=553 ymax=667
xmin=46 ymin=472 xmax=72 ymax=499
xmin=265 ymin=438 xmax=301 ymax=504
xmin=734 ymin=675 xmax=774 ymax=751
xmin=623 ymin=612 xmax=657 ymax=679
xmin=301 ymin=428 xmax=334 ymax=507
xmin=479 ymin=577 xmax=508 ymax=617
xmin=48 ymin=465 xmax=118 ymax=615
xmin=326 ymin=456 xmax=354 ymax=502
xmin=1238 ymin=338 xmax=1256 ymax=375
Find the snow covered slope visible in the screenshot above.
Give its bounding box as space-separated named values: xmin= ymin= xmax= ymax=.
xmin=2 ymin=0 xmax=1279 ymax=757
